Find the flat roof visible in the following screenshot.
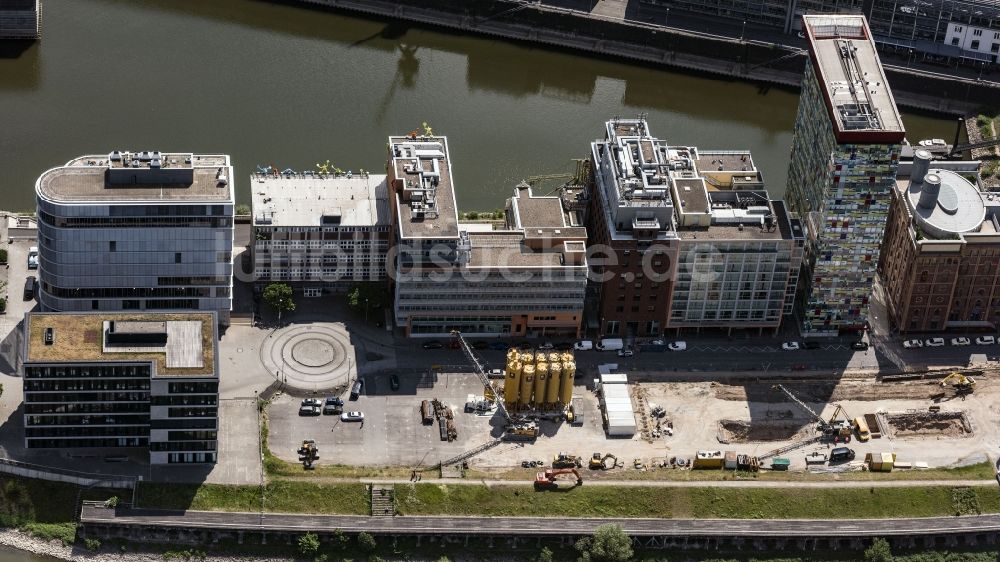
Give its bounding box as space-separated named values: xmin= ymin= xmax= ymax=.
xmin=900 ymin=169 xmax=986 ymax=237
xmin=464 ymin=230 xmax=585 ymax=269
xmin=251 ymin=173 xmax=390 ymax=228
xmin=804 ymin=15 xmax=905 ymax=140
xmin=24 ymin=312 xmax=217 ymax=377
xmin=37 ymin=153 xmax=233 ymax=204
xmin=389 ymin=136 xmax=459 ymax=239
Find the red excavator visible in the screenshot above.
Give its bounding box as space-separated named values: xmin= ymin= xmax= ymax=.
xmin=534 ymin=468 xmax=583 ymax=490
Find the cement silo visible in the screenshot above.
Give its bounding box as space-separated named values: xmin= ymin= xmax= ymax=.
xmin=520 ymin=364 xmax=535 ymax=407
xmin=503 ymin=360 xmax=522 ymax=405
xmin=534 ymin=362 xmax=548 ymax=407
xmin=560 ymin=360 xmax=575 ymax=404
xmin=546 ymin=362 xmax=562 ymax=405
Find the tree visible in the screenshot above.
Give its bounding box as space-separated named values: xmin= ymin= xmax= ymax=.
xmin=536 ymin=547 xmax=554 ymax=562
xmin=575 ymin=524 xmax=633 ymax=562
xmin=346 ymin=283 xmax=385 ymax=318
xmin=331 ymin=529 xmax=349 ymax=550
xmin=863 ymin=538 xmax=893 ymax=562
xmin=356 ymin=531 xmax=377 ymax=554
xmin=263 ymin=283 xmax=295 ymax=322
xmin=297 ymin=532 xmax=320 ymax=556
xmin=236 ymin=204 xmax=251 ymax=216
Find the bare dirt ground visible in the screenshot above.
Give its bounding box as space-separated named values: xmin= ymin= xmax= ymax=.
xmin=886 ymin=412 xmax=973 ymax=439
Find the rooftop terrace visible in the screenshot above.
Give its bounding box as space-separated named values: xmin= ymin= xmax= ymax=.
xmin=24 ymin=312 xmax=217 ymax=377
xmin=37 ymin=152 xmax=233 ymax=203
xmin=388 ymin=136 xmax=459 ymax=240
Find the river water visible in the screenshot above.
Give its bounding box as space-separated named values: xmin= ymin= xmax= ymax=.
xmin=0 ymin=546 xmax=55 ymax=562
xmin=0 ymin=0 xmax=956 ymax=212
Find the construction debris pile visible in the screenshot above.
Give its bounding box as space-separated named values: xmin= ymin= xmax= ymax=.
xmin=886 ymin=411 xmax=972 ymax=438
xmin=421 ymin=398 xmax=457 ymax=441
xmin=503 ymin=349 xmax=576 ymax=410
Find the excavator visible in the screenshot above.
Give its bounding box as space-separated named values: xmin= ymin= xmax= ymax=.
xmin=589 ymin=452 xmax=618 ymax=470
xmin=940 ymin=372 xmax=976 ymax=396
xmin=534 ymin=468 xmax=583 ymax=489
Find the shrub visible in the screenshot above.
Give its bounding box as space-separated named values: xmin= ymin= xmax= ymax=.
xmin=314 ymin=555 xmax=328 ymax=562
xmin=0 ymin=248 xmax=7 ymax=263
xmin=357 ymin=531 xmax=377 ymax=553
xmin=298 ymin=532 xmax=321 ymax=556
xmin=537 ymin=547 xmax=554 ymax=562
xmin=575 ymin=524 xmax=633 ymax=562
xmin=236 ymin=204 xmax=251 ymax=216
xmin=0 ymin=297 xmax=6 ymax=314
xmin=84 ymin=538 xmax=101 ymax=552
xmin=863 ymin=537 xmax=893 ymax=562
xmin=331 ymin=529 xmax=349 ymax=550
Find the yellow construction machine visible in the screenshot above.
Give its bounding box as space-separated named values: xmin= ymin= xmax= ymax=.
xmin=589 ymin=452 xmax=618 ymax=470
xmin=940 ymin=372 xmax=976 ymax=395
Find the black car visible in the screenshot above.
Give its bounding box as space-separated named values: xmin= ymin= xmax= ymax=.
xmin=851 ymin=341 xmax=870 ymax=350
xmin=350 ymin=380 xmax=364 ymax=400
xmin=555 ymin=342 xmax=574 ymax=351
xmin=422 ymin=341 xmax=444 ymax=350
xmin=516 ymin=342 xmax=533 ymax=350
xmin=472 ymin=341 xmax=489 ymax=350
xmin=323 ymin=396 xmax=344 ymax=415
xmin=829 ymin=447 xmax=856 ymax=462
xmin=489 ymin=341 xmax=511 ymax=351
xmin=390 ymin=374 xmax=400 ymax=391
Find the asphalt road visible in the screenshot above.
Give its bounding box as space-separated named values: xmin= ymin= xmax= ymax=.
xmin=80 ymin=505 xmax=1000 ymax=538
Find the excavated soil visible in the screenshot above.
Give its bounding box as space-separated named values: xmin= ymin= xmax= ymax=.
xmin=886 ymin=411 xmax=972 ymax=438
xmin=714 ymin=381 xmax=945 ymax=403
xmin=717 ymin=419 xmax=813 ymax=443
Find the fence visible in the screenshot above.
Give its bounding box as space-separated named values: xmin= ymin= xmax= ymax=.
xmin=0 ymin=456 xmax=138 ymax=489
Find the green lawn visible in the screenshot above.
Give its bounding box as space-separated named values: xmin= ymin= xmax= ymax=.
xmin=137 ymin=481 xmax=368 ymax=515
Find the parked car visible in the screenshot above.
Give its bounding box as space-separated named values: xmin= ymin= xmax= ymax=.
xmin=781 ymin=342 xmax=800 ymax=351
xmin=301 ymin=398 xmax=322 ymax=408
xmin=341 ymin=411 xmax=365 ymax=422
xmin=574 ymin=340 xmax=594 ymax=351
xmin=23 ymin=276 xmax=36 ymax=300
xmin=617 ymin=348 xmax=634 ymax=357
xmin=298 ymin=404 xmax=321 ymax=416
xmin=668 ymin=341 xmax=687 ymax=351
xmin=829 ymin=447 xmax=856 ymax=462
xmin=389 ymin=374 xmax=400 ymax=391
xmin=555 ymin=342 xmax=574 ymax=351
xmin=925 ymin=337 xmax=946 ymax=347
xmin=851 ymin=341 xmax=870 ymax=351
xmin=516 ymin=342 xmax=533 ymax=350
xmin=487 ymin=369 xmax=504 ymax=378
xmin=650 ymin=339 xmax=665 ymax=346
xmin=422 ymin=340 xmax=444 ymax=350
xmin=976 ymin=336 xmax=996 ymax=345
xmin=350 ymin=380 xmax=364 ymax=400
xmin=323 ymin=397 xmax=344 ymax=415
xmin=903 ymin=339 xmax=923 ymax=348
xmin=27 ymin=246 xmax=38 ymax=270
xmin=471 ymin=341 xmax=489 ymax=350
xmin=489 ymin=341 xmax=511 ymax=351
xmin=537 ymin=342 xmax=555 ymax=350
xmin=951 ymin=337 xmax=971 ymax=346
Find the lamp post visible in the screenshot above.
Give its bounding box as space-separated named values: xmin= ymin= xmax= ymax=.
xmin=664 ymin=7 xmax=669 ymax=28
xmin=740 ymin=20 xmax=746 ymax=42
xmin=365 ymin=297 xmax=369 ymax=324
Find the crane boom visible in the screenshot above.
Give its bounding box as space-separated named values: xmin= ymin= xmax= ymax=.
xmin=772 ymin=384 xmax=830 ymax=431
xmin=451 ymin=331 xmax=515 ymax=423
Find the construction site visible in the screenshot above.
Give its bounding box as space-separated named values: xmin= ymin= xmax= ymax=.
xmin=268 ymin=334 xmax=999 ymax=479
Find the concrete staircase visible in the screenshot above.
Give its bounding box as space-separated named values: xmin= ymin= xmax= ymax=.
xmin=370 ymin=485 xmax=395 ymax=517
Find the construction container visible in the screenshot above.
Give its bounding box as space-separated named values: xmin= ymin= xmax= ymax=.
xmin=533 ymin=364 xmax=548 ymax=407
xmin=546 ymin=362 xmax=562 ymax=404
xmin=723 ymin=451 xmax=738 ymax=470
xmin=692 ymin=450 xmax=724 ymax=469
xmin=503 ymin=361 xmax=522 ymax=405
xmin=560 ymin=361 xmax=575 ymax=404
xmin=865 ymin=452 xmax=896 ymax=472
xmin=771 ymin=458 xmax=790 ymax=471
xmin=520 ymin=364 xmax=535 ymax=407
xmin=421 ymin=400 xmax=433 ymax=424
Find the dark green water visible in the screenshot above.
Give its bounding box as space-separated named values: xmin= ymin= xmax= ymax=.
xmin=0 ymin=0 xmax=956 ymax=213
xmin=0 ymin=545 xmax=56 ymax=562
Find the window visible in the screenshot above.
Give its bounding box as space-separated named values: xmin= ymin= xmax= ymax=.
xmin=973 ymin=29 xmax=983 ymax=36
xmin=971 ymin=40 xmax=980 ymax=50
xmin=952 ymin=37 xmax=960 ymax=46
xmin=109 ymin=241 xmax=116 ymax=252
xmin=175 ymin=253 xmax=182 ymax=264
xmin=606 ymin=321 xmax=620 ymax=335
xmin=992 ymin=43 xmax=999 ymax=53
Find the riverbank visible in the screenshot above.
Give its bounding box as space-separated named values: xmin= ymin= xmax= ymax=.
xmin=288 ymin=0 xmax=998 ymax=115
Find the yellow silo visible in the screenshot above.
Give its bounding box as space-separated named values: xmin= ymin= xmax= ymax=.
xmin=560 ymin=361 xmax=575 ymax=404
xmin=519 ymin=351 xmax=533 ymax=365
xmin=503 ymin=360 xmax=522 ymax=405
xmin=520 ymin=364 xmax=535 ymax=407
xmin=506 ymin=348 xmax=519 ymax=362
xmin=546 ymin=362 xmax=562 ymax=405
xmin=534 ymin=362 xmax=549 ymax=407
xmin=547 ymin=352 xmax=560 ymax=364
xmin=561 ymin=351 xmax=574 ymax=364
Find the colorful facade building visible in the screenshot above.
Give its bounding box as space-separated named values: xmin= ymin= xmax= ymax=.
xmin=785 ymin=14 xmax=905 ymax=336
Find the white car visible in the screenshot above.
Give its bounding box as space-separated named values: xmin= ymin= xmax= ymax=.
xmin=951 ymin=337 xmax=971 ymax=346
xmin=925 ymin=338 xmax=946 ymax=347
xmin=781 ymin=342 xmax=800 ymax=351
xmin=668 ymin=341 xmax=687 ymax=351
xmin=975 ymin=336 xmax=995 ymax=345
xmin=903 ymin=339 xmax=923 ymax=349
xmin=340 ymin=411 xmax=365 ymax=422
xmin=918 ymin=138 xmax=947 ymax=147
xmin=574 ymin=340 xmax=593 ymax=351
xmin=617 ymin=348 xmax=634 ymax=357
xmin=650 ymin=339 xmax=665 ymax=346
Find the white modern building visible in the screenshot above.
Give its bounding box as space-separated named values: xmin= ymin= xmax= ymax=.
xmin=35 ymin=151 xmax=235 ymax=325
xmin=944 ymin=22 xmax=1000 ymax=63
xmin=251 ymin=171 xmax=391 ymax=294
xmin=22 ymin=311 xmax=219 ymax=464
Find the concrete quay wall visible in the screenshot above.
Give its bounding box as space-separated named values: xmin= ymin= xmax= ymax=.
xmin=287 ymin=0 xmax=997 ymax=114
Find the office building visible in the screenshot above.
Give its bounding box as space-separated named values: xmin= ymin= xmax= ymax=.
xmin=785 ymin=15 xmax=905 ymax=336
xmin=22 ymin=312 xmax=219 ymax=464
xmin=251 ymin=171 xmax=391 ymax=295
xmin=388 ymin=134 xmax=588 ymax=337
xmin=641 ymin=0 xmax=861 ymax=34
xmin=35 ymin=151 xmax=235 ymax=325
xmin=0 ymin=0 xmax=40 ymax=39
xmin=588 ymin=118 xmax=803 ymax=338
xmin=879 ymin=151 xmax=1000 ymax=332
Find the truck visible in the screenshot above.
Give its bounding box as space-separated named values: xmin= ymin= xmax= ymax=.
xmin=596 ymin=338 xmax=624 ymax=352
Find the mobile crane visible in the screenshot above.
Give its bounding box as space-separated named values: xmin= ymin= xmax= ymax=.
xmin=772 ymin=384 xmax=852 ymax=441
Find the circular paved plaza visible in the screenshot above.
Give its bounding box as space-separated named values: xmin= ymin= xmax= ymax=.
xmin=259 ymin=324 xmax=357 ymax=391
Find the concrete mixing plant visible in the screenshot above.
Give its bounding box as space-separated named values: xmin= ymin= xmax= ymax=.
xmin=503 ymin=349 xmax=576 ymax=412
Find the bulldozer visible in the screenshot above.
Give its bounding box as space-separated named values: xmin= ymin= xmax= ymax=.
xmin=941 ymin=372 xmax=976 ymax=395
xmin=534 ymin=468 xmax=583 ymax=489
xmin=553 ymin=452 xmax=583 ymax=468
xmin=589 ymin=452 xmax=618 ymax=470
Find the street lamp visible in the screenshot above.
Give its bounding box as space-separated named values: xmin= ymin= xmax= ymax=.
xmin=664 ymin=7 xmax=669 ymax=28
xmin=364 ymin=298 xmax=369 ymax=324
xmin=740 ymin=20 xmax=746 ymax=42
